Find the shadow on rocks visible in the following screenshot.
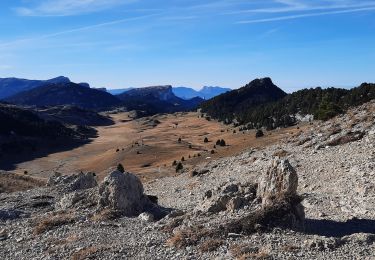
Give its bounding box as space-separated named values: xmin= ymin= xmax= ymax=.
xmin=304 ymin=218 xmax=375 ymax=237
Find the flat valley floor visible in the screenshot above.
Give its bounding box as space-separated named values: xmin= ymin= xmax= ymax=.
xmin=9 ymin=112 xmax=302 ymax=182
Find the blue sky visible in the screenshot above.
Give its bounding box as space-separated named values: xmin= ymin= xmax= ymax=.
xmin=0 ymin=0 xmax=375 ymax=91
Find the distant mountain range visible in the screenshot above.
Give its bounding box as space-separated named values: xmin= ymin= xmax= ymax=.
xmin=5 ymin=82 xmax=122 ymax=111
xmin=173 ymin=86 xmax=231 ymax=100
xmin=116 ymin=85 xmax=203 ymax=115
xmin=1 ymin=75 xmax=374 ymax=133
xmin=108 ymin=86 xmax=232 ymax=100
xmin=0 ymin=76 xmax=71 ymax=99
xmin=0 ymin=77 xmax=204 ymax=114
xmin=108 ymin=86 xmax=230 ymax=100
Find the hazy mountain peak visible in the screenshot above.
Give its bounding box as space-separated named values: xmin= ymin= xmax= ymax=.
xmin=5 ymin=82 xmax=121 ymax=111
xmin=173 ymin=86 xmax=230 ymax=100
xmin=47 ymin=76 xmax=71 ymax=84
xmin=0 ymin=76 xmax=72 ymax=100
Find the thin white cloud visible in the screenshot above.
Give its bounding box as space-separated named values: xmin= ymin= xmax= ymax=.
xmin=16 ymin=0 xmax=138 ymax=16
xmin=161 ymin=16 xmax=198 ymax=21
xmin=0 ymin=13 xmax=161 ymax=48
xmin=237 ymin=6 xmax=375 ymax=24
xmin=228 ymin=0 xmax=375 ymax=14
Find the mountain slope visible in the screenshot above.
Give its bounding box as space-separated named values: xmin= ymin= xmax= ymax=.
xmin=200 ymin=77 xmax=287 ymax=123
xmin=5 ymin=82 xmax=122 ymax=111
xmin=0 ymin=76 xmax=71 ymax=100
xmin=117 ymin=85 xmax=203 ymax=115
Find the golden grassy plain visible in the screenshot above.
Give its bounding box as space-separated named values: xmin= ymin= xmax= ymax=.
xmin=11 ymin=112 xmax=302 ymax=182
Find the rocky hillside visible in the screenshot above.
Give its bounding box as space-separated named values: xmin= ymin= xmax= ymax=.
xmin=0 ymin=76 xmax=71 ymax=100
xmin=117 ymin=85 xmax=204 ymax=115
xmin=1 ymin=101 xmax=374 ymax=259
xmin=5 ymin=82 xmax=122 ymax=111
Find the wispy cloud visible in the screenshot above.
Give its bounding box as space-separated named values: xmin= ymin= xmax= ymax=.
xmin=0 ymin=13 xmax=161 ymax=49
xmin=228 ymin=0 xmax=375 ymax=14
xmin=160 ymin=16 xmax=198 ymax=21
xmin=237 ymin=5 xmax=375 ymax=24
xmin=15 ymin=0 xmax=138 ymax=16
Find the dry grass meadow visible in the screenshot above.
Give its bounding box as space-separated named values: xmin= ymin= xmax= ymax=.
xmin=9 ymin=112 xmax=303 ymax=183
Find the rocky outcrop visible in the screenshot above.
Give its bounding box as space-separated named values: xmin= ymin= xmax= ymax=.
xmin=97 ymin=170 xmax=154 ymax=217
xmin=257 ymin=159 xmax=298 ymax=207
xmin=195 ymin=183 xmax=258 ymax=214
xmin=48 ymin=172 xmax=97 ymax=192
xmin=257 ymin=159 xmax=305 ymax=230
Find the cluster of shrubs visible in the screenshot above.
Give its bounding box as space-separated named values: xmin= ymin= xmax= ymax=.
xmin=215 ymin=139 xmax=226 ymax=146
xmin=172 ymin=160 xmax=183 ymax=172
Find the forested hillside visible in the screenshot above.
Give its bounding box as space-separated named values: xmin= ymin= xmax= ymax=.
xmin=200 ymin=78 xmax=287 ymax=123
xmin=201 ymin=80 xmax=375 ymax=130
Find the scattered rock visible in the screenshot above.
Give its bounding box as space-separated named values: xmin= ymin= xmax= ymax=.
xmin=327 ymin=131 xmax=365 ymax=146
xmin=195 ymin=183 xmax=257 ymax=214
xmin=305 ymin=237 xmax=343 ymax=251
xmin=341 ymin=233 xmax=375 ymax=245
xmin=48 ymin=172 xmax=97 ymax=192
xmin=167 ymin=210 xmax=185 ymax=219
xmin=58 ymin=189 xmax=97 ymax=210
xmin=190 ymin=168 xmax=210 ymax=177
xmin=226 ymin=196 xmax=245 ymax=212
xmin=138 ymin=212 xmax=154 ymax=222
xmin=0 ymin=229 xmax=8 ymax=241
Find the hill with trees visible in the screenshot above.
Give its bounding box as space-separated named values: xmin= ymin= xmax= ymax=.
xmin=201 ymin=79 xmax=375 ymax=130
xmin=200 ymin=78 xmax=287 ymax=124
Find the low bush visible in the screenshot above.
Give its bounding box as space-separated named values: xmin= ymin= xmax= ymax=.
xmin=176 ymin=162 xmax=183 ymax=172
xmin=255 ymin=129 xmax=264 ymax=138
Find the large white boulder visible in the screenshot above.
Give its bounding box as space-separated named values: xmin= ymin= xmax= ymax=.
xmin=98 ymin=170 xmax=150 ymax=217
